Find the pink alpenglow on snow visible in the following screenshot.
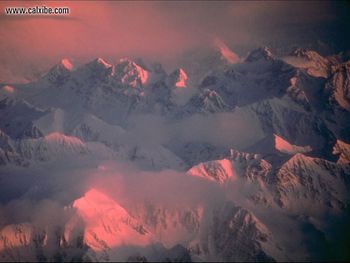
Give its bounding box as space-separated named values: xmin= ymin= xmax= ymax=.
xmin=174 ymin=68 xmax=188 ymax=88
xmin=187 ymin=158 xmax=237 ymax=184
xmin=2 ymin=85 xmax=14 ymax=93
xmin=60 ymin=58 xmax=73 ymax=71
xmin=70 ymin=188 xmax=152 ymax=251
xmin=44 ymin=132 xmax=86 ymax=147
xmin=116 ymin=58 xmax=149 ymax=87
xmin=274 ymin=134 xmax=312 ymax=155
xmin=213 ymin=38 xmax=240 ymax=64
xmin=0 ymin=1 xmax=349 ymax=261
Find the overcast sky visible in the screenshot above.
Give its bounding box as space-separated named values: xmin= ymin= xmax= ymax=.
xmin=0 ymin=1 xmax=349 ymax=82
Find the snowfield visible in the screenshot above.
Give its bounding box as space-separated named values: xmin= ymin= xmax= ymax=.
xmin=0 ymin=44 xmax=350 ymax=262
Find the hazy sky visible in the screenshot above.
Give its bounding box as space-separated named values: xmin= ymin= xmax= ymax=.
xmin=0 ymin=1 xmax=349 ymax=82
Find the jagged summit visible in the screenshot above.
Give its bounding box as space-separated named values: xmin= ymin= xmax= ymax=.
xmin=0 ymin=97 xmax=46 ymax=140
xmin=325 ymin=60 xmax=350 ymax=111
xmin=115 ymin=58 xmax=149 ymax=87
xmin=245 ymin=46 xmax=274 ymax=62
xmin=70 ymin=188 xmax=151 ymax=251
xmin=168 ymin=68 xmax=188 ymax=88
xmin=187 ymin=158 xmax=236 ymax=183
xmin=292 ymin=48 xmax=325 ymax=61
xmin=49 ymin=58 xmax=73 ymax=72
xmin=183 ymin=88 xmax=229 ymax=115
xmin=1 ymin=45 xmax=350 ymax=262
xmin=332 ymin=139 xmax=350 ymax=164
xmin=196 ymin=89 xmax=228 ymax=111
xmin=291 ymin=48 xmax=330 ymax=70
xmin=285 ymin=48 xmax=331 ymax=78
xmin=72 ymin=57 xmax=115 ymax=82
xmin=275 ymin=152 xmax=350 ymax=210
xmin=86 ymin=57 xmax=113 ymax=71
xmin=94 ymin=57 xmax=113 ymax=68
xmin=248 ymin=134 xmax=312 ymax=156
xmin=59 ymin=58 xmax=73 ymax=70
xmin=44 ymin=58 xmax=73 ymax=85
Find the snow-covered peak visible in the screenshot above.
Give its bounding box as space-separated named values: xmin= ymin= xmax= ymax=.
xmin=43 ymin=59 xmax=73 ymax=85
xmin=275 ymin=153 xmax=349 ymax=210
xmin=187 ymin=148 xmax=272 ymax=184
xmin=213 ymin=38 xmax=240 ymax=64
xmin=209 ymin=202 xmax=277 ymax=261
xmin=283 ymin=48 xmax=330 ymax=78
xmin=50 ymin=58 xmax=73 ymax=73
xmin=115 ymin=58 xmax=149 ymax=87
xmin=16 ymin=132 xmax=89 ymax=162
xmin=285 ymin=75 xmax=310 ymax=109
xmin=325 ymin=61 xmax=350 ymax=111
xmin=1 ymin=85 xmax=15 ymax=94
xmin=72 ymin=188 xmax=130 ymax=222
xmin=187 ymin=158 xmax=236 ymax=184
xmin=70 ymin=188 xmax=151 ymax=251
xmin=95 ymin=58 xmax=112 ymax=68
xmin=72 ymin=113 xmax=126 ymax=144
xmin=292 ymin=48 xmax=327 ymax=63
xmin=201 ymin=89 xmax=226 ymax=104
xmin=73 ymin=58 xmax=114 ymax=82
xmin=247 ymin=134 xmax=312 ymax=156
xmin=0 ymin=98 xmax=46 ymax=139
xmin=274 ymin=134 xmax=312 ymax=155
xmin=59 ymin=58 xmax=73 ymax=71
xmin=168 ymin=68 xmax=188 ymax=88
xmin=332 ymin=139 xmax=350 ymax=164
xmin=91 ymin=57 xmax=113 ymax=69
xmin=184 ymin=88 xmax=229 ymax=114
xmin=245 ymin=47 xmax=274 ymax=62
xmin=0 ymin=223 xmax=35 ymax=260
xmin=85 ymin=57 xmax=114 ymax=74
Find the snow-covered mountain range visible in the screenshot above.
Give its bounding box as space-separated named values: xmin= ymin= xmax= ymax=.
xmin=0 ymin=43 xmax=349 ymax=262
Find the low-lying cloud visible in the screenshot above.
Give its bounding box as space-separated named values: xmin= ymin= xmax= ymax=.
xmin=125 ymin=111 xmax=265 ymax=150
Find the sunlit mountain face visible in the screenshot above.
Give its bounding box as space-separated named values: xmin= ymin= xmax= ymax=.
xmin=0 ymin=1 xmax=350 ymax=262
